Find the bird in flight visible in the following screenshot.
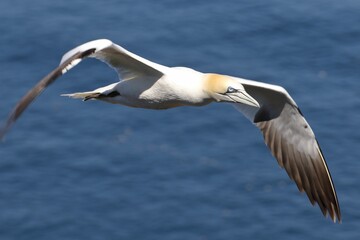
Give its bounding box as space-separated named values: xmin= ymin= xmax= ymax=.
xmin=0 ymin=39 xmax=341 ymax=222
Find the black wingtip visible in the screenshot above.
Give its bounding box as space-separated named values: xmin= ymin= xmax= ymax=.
xmin=0 ymin=119 xmax=13 ymax=142
xmin=0 ymin=128 xmax=6 ymax=142
xmin=0 ymin=48 xmax=97 ymax=141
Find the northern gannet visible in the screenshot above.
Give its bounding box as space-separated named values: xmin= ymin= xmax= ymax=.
xmin=0 ymin=39 xmax=341 ymax=222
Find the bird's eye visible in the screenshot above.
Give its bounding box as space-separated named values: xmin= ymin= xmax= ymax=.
xmin=227 ymin=87 xmax=237 ymax=93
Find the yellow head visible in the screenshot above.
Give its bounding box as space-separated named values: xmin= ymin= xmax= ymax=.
xmin=204 ymin=74 xmax=259 ymax=107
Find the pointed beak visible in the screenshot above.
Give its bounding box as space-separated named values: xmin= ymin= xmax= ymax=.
xmin=231 ymin=90 xmax=260 ymax=108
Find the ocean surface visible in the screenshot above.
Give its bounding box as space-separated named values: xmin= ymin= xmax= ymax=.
xmin=0 ymin=1 xmax=359 ymax=239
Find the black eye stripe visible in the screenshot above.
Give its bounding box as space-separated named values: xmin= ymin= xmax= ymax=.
xmin=226 ymin=87 xmax=237 ymax=93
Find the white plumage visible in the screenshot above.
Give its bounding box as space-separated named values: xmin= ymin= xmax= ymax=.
xmin=0 ymin=39 xmax=341 ymax=222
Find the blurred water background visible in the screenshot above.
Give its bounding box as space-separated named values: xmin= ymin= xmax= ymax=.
xmin=0 ymin=0 xmax=359 ymax=239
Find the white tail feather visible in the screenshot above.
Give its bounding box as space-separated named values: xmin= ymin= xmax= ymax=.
xmin=61 ymin=91 xmax=100 ymax=100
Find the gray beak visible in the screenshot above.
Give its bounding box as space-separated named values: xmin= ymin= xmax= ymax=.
xmin=229 ymin=90 xmax=260 ymax=108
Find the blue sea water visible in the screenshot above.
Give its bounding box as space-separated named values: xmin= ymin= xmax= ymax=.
xmin=0 ymin=0 xmax=359 ymax=239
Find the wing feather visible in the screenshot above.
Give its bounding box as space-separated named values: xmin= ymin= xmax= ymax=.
xmin=233 ymin=78 xmax=341 ymax=222
xmin=0 ymin=49 xmax=95 ymax=139
xmin=0 ymin=39 xmax=165 ymax=139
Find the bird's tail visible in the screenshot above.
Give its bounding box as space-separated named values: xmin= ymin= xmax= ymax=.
xmin=61 ymin=91 xmax=101 ymax=101
xmin=61 ymin=83 xmax=120 ymax=101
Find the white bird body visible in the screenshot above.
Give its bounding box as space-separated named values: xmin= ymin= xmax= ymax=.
xmin=90 ymin=67 xmax=211 ymax=109
xmin=0 ymin=39 xmax=341 ymax=222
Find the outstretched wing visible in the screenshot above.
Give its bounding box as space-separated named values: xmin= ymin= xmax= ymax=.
xmin=60 ymin=39 xmax=166 ymax=80
xmin=0 ymin=39 xmax=165 ymax=139
xmin=233 ymin=78 xmax=341 ymax=222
